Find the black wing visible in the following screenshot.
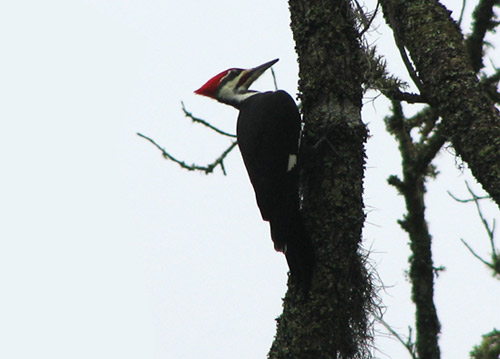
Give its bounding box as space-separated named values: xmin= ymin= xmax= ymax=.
xmin=237 ymin=91 xmax=314 ymax=289
xmin=237 ymin=90 xmax=301 ymax=223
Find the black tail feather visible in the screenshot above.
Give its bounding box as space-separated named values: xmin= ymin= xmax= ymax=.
xmin=270 ymin=210 xmax=314 ymax=291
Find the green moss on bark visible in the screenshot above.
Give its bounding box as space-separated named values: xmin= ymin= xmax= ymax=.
xmin=381 ymin=0 xmax=500 ymax=207
xmin=385 ymin=100 xmax=441 ymax=359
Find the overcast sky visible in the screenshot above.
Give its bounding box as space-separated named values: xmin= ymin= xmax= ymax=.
xmin=1 ymin=1 xmax=499 ymax=358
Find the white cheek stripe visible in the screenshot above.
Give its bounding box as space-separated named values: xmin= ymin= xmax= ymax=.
xmin=218 ymin=77 xmax=258 ymax=103
xmin=287 ymin=154 xmax=297 ymax=172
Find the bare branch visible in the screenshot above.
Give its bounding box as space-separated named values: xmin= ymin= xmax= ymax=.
xmin=447 ymin=192 xmax=490 ymax=203
xmin=460 ymin=238 xmax=496 ymax=270
xmin=137 ymin=132 xmax=238 ymax=175
xmin=449 ymin=181 xmax=500 ymax=278
xmin=375 ymin=315 xmax=417 ymax=359
xmin=384 ymin=100 xmax=415 ymax=164
xmin=466 ymin=181 xmax=495 ymax=235
xmin=411 ymin=107 xmax=439 ymax=140
xmin=415 ymin=129 xmax=446 ymax=174
xmin=387 ymin=90 xmax=426 ymax=104
xmin=181 ymin=102 xmax=237 ymax=138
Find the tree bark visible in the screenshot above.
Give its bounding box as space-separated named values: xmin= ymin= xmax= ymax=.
xmin=386 ymin=101 xmax=441 ymax=359
xmin=380 ymin=0 xmax=500 ymax=208
xmin=268 ymin=1 xmax=374 ymax=359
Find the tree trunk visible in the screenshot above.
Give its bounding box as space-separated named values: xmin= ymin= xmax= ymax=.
xmin=380 ymin=0 xmax=500 ymax=207
xmin=268 ymin=1 xmax=374 ymax=358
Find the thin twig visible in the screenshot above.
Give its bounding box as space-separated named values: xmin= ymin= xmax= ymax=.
xmin=271 ymin=68 xmax=278 ymax=91
xmin=449 ymin=181 xmax=500 ymax=277
xmin=356 ymin=0 xmax=380 ymax=38
xmin=466 ymin=181 xmax=494 ymax=236
xmin=181 ymin=102 xmax=237 ymax=138
xmin=384 ymin=0 xmax=424 ymax=91
xmin=137 ymin=132 xmax=238 ymax=175
xmin=375 ymin=315 xmax=417 ymax=359
xmin=447 ymin=191 xmax=490 ymax=203
xmin=458 ymin=0 xmax=467 ymax=27
xmin=460 ymin=238 xmax=495 ymax=270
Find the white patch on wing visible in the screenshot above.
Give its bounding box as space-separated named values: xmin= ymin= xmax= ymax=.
xmin=287 ymin=154 xmax=297 ymax=172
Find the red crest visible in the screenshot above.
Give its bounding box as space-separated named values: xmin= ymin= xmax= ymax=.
xmin=194 ymin=69 xmax=232 ymax=98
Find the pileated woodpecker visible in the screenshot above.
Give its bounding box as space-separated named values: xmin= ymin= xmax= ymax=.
xmin=194 ymin=59 xmax=313 ymax=288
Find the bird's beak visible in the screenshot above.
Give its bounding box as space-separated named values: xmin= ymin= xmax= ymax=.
xmin=238 ymin=58 xmax=279 ymax=92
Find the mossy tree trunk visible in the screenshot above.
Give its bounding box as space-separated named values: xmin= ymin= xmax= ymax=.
xmin=268 ymin=1 xmax=374 ymax=359
xmin=385 ymin=101 xmax=442 ymax=359
xmin=380 ymin=0 xmax=500 ymax=207
xmin=378 ymin=1 xmax=500 ymax=359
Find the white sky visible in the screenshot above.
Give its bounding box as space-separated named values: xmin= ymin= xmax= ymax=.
xmin=1 ymin=1 xmax=499 ymax=358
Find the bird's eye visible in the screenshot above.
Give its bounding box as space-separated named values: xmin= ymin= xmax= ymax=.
xmin=225 ymin=69 xmax=240 ymax=80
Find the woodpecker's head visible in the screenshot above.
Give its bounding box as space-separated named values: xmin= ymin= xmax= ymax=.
xmin=194 ymin=58 xmax=278 ymax=108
